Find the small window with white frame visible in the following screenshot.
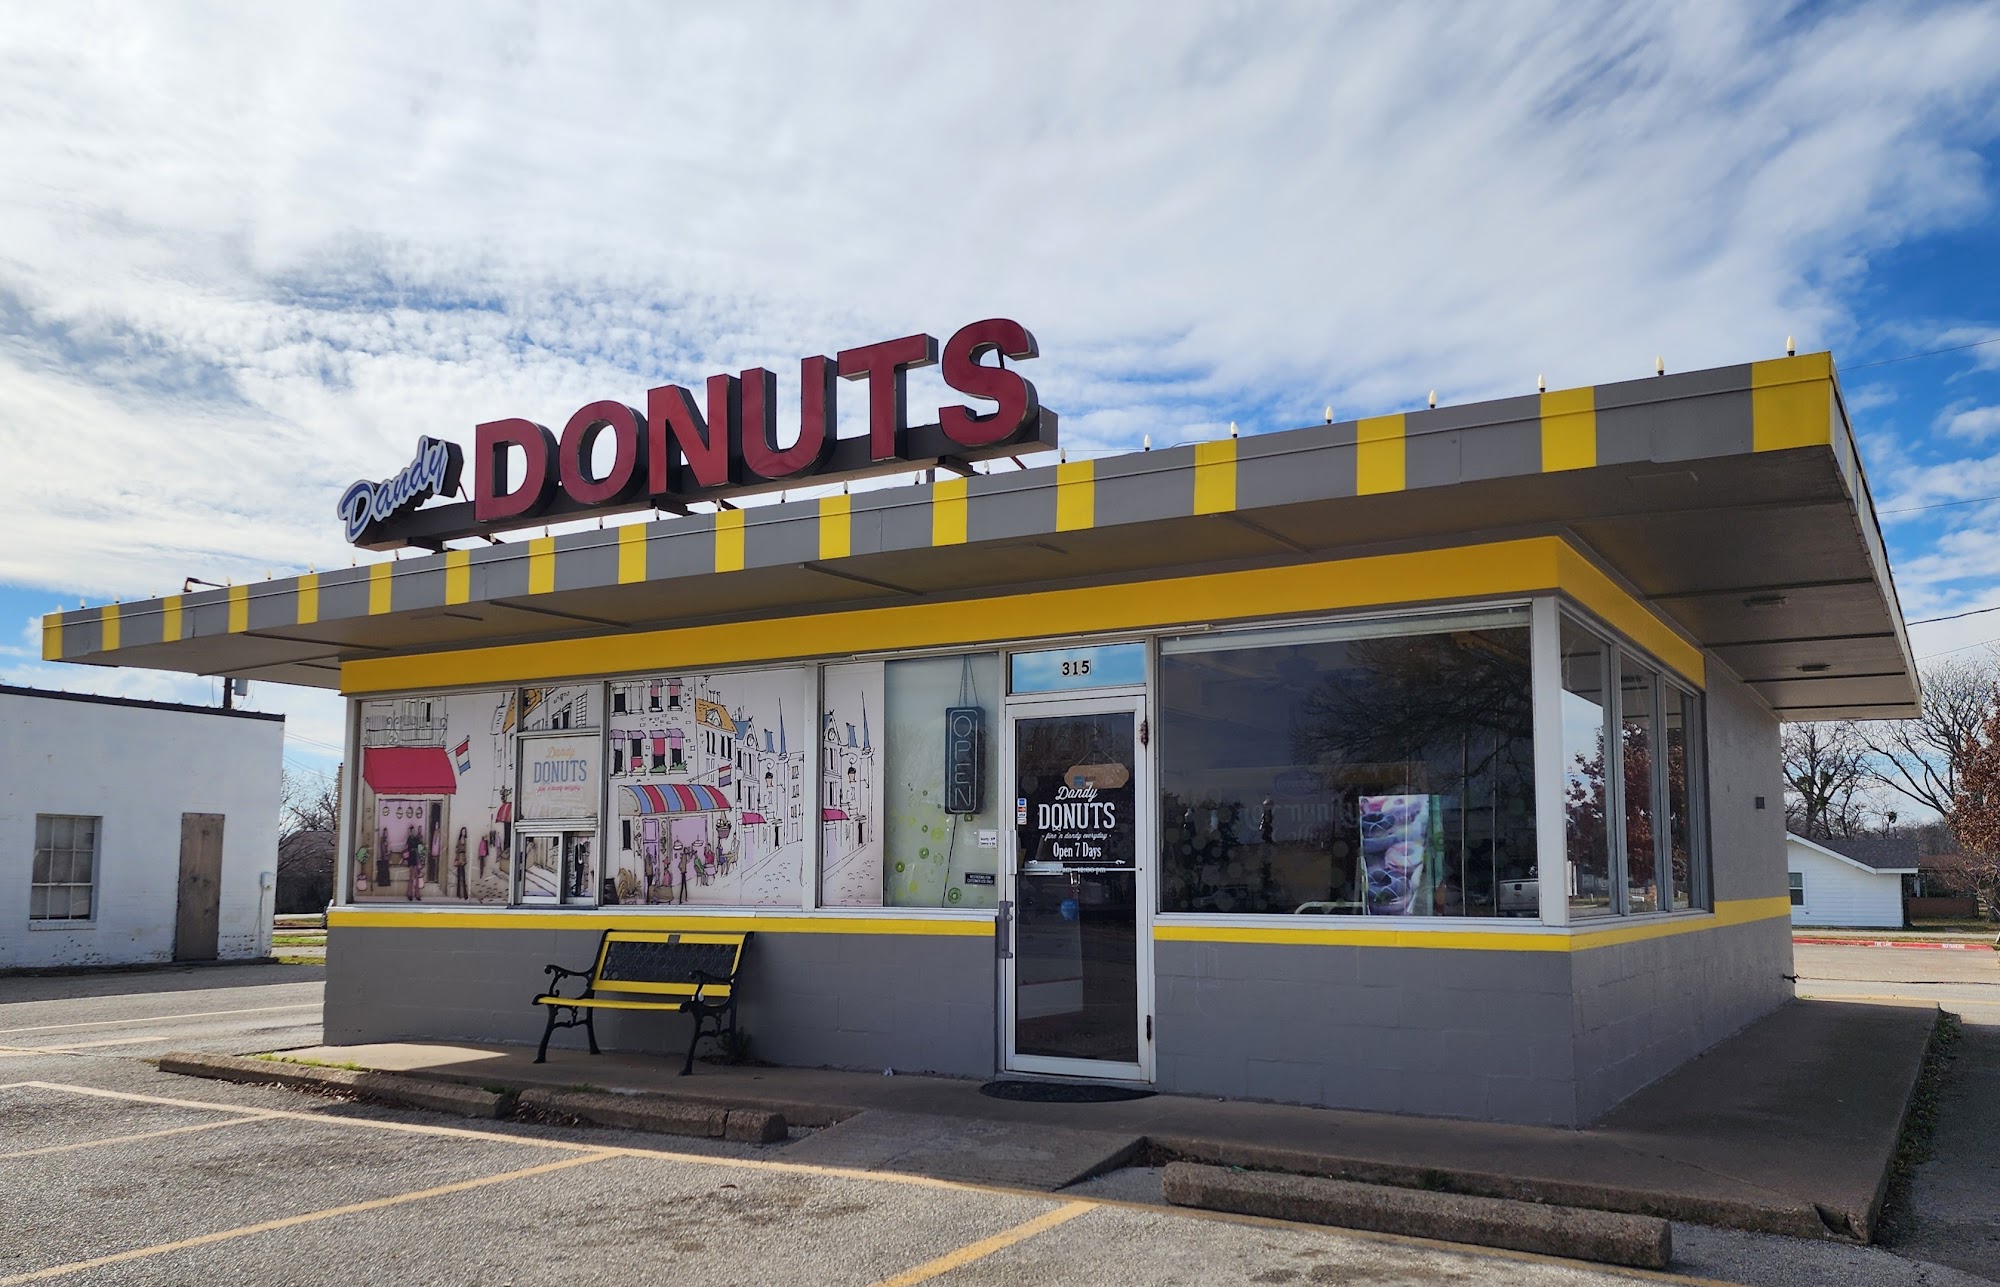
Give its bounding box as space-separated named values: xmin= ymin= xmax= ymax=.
xmin=1788 ymin=872 xmax=1804 ymax=907
xmin=32 ymin=814 xmax=99 ymax=922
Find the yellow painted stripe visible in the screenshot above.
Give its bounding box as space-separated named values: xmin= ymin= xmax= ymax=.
xmin=296 ymin=573 xmax=319 ymax=626
xmin=343 ymin=535 xmax=1703 ymax=693
xmin=617 ymin=523 xmax=647 ymax=584
xmin=1554 ymin=543 xmax=1704 ymax=684
xmin=445 ymin=549 xmax=471 ymax=605
xmin=932 ymin=475 xmax=968 ymax=546
xmin=1055 ymin=460 xmax=1094 ymax=532
xmin=368 ymin=561 xmax=393 ymax=615
xmin=1751 ymin=352 xmax=1834 ymax=452
xmin=227 ymin=584 xmax=248 ymax=633
xmin=1192 ymin=439 xmax=1237 ymax=515
xmin=1356 ymin=414 xmax=1406 ymax=495
xmin=99 ymin=604 xmax=119 ymax=651
xmin=714 ymin=509 xmax=746 ymax=571
xmin=329 ymin=908 xmax=994 ymax=935
xmin=1539 ymin=386 xmax=1596 ymax=472
xmin=528 ymin=535 xmax=557 ymax=593
xmin=162 ymin=596 xmax=182 ymax=643
xmin=819 ymin=493 xmax=852 ymax=560
xmin=870 ymin=1203 xmax=1094 ymax=1287
xmin=1155 ymin=896 xmax=1788 ymax=952
xmin=1 ymin=1153 xmax=616 ymax=1285
xmin=41 ymin=611 xmax=62 ymax=661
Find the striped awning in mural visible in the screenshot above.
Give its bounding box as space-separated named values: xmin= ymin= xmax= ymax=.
xmin=620 ymin=782 xmax=731 ymax=815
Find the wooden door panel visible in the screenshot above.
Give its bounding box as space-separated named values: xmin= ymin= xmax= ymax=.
xmin=175 ymin=812 xmax=224 ymax=961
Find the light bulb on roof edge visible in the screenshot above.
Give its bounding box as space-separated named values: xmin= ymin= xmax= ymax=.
xmin=1143 ymin=434 xmax=1152 ymax=451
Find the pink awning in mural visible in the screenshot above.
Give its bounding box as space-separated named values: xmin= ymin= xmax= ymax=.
xmin=822 ymin=807 xmax=849 ymax=821
xmin=362 ymin=747 xmax=457 ymax=796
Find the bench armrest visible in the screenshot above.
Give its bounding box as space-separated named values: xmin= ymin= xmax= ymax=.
xmin=687 ymin=968 xmax=735 ymax=1005
xmin=541 ymin=963 xmax=592 ymax=999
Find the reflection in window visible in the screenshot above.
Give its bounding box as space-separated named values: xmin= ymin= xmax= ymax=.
xmin=1664 ymin=685 xmax=1699 ymax=910
xmin=1621 ymin=659 xmax=1660 ymax=914
xmin=1562 ymin=622 xmax=1615 ymax=918
xmin=1158 ymin=611 xmax=1537 ymax=918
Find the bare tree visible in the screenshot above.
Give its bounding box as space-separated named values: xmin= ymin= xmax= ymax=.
xmin=1949 ymin=703 xmax=2000 ymax=920
xmin=276 ymin=767 xmax=340 ymax=914
xmin=1859 ymin=653 xmax=2000 ymax=822
xmin=1781 ymin=722 xmax=1871 ymax=839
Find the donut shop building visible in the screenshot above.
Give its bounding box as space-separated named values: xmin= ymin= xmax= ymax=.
xmin=45 ymin=324 xmax=1916 ymax=1126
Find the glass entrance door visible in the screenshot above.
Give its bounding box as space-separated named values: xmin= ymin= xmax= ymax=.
xmin=1003 ymin=696 xmax=1150 ymax=1081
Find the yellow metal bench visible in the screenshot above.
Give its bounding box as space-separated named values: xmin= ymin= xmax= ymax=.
xmin=532 ymin=929 xmax=751 ymax=1075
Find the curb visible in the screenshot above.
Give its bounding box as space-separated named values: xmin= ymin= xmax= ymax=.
xmin=1145 ymin=1136 xmax=1828 ymax=1241
xmin=158 ymin=1052 xmax=509 ymax=1118
xmin=157 ymin=1053 xmax=790 ymax=1144
xmin=1161 ymin=1162 xmax=1672 ymax=1270
xmin=516 ymin=1087 xmax=787 ymax=1143
xmin=1794 ymin=937 xmax=1995 ymax=951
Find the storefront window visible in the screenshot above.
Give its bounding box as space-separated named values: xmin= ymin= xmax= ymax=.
xmin=1620 ymin=659 xmax=1660 ymax=914
xmin=1561 ymin=622 xmax=1615 ymax=918
xmin=1663 ymin=684 xmax=1701 ymax=910
xmin=350 ymin=689 xmax=516 ymax=905
xmin=603 ymin=668 xmax=811 ymax=906
xmin=1561 ymin=611 xmax=1709 ymax=917
xmin=823 ymin=654 xmax=1002 ymax=909
xmin=1158 ymin=609 xmax=1537 ymax=917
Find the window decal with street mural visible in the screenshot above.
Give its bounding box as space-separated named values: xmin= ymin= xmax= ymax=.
xmin=352 ymin=690 xmax=517 ymax=904
xmin=607 ymin=669 xmax=812 ymax=906
xmin=818 ymin=662 xmax=886 ymax=907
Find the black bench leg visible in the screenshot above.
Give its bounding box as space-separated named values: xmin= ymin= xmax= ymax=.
xmin=681 ymin=1010 xmax=701 ymax=1076
xmin=585 ymin=1005 xmax=601 ymax=1055
xmin=536 ymin=1006 xmax=558 ymax=1064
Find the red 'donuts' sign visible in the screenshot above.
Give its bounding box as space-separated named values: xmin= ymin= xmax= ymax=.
xmin=343 ymin=319 xmax=1055 ymax=550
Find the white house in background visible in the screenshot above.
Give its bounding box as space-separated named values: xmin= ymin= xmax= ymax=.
xmin=1 ymin=686 xmax=285 ymax=969
xmin=1785 ymin=832 xmax=1920 ymax=929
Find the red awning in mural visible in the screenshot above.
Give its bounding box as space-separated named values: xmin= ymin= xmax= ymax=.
xmin=362 ymin=747 xmax=457 ymax=796
xmin=822 ymin=808 xmax=849 ymax=821
xmin=740 ymin=812 xmax=766 ymax=824
xmin=621 ymin=782 xmax=731 ymax=814
xmin=494 ymin=801 xmax=513 ymax=823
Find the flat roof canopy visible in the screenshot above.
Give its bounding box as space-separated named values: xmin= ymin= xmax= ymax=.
xmin=47 ymin=352 xmax=1916 ymax=720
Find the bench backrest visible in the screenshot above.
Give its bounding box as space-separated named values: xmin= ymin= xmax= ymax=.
xmin=590 ymin=930 xmax=749 ymax=999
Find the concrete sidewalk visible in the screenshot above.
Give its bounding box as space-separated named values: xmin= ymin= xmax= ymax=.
xmin=265 ymin=998 xmax=1936 ymax=1242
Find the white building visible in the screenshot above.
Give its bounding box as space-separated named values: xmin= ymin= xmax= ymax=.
xmin=1785 ymin=832 xmax=1917 ymax=929
xmin=1 ymin=685 xmax=285 ymax=969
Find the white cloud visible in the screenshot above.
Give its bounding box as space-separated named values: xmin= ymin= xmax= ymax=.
xmin=1939 ymin=403 xmax=2000 ymax=439
xmin=0 ymin=0 xmax=1996 ymax=615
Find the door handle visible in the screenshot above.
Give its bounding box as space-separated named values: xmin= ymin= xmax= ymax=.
xmin=995 ymin=899 xmax=1013 ymax=961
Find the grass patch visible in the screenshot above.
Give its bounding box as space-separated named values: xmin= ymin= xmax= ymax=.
xmin=275 ymin=955 xmax=325 ymax=966
xmin=255 ymin=1054 xmax=367 ymax=1072
xmin=271 ymin=934 xmax=326 ymax=947
xmin=1876 ymin=1009 xmax=1963 ymax=1245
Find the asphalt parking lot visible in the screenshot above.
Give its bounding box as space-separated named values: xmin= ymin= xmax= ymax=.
xmin=2 ymin=965 xmax=1687 ymax=1287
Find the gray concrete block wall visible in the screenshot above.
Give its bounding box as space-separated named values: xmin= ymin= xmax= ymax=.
xmin=1153 ymin=940 xmax=1581 ymax=1126
xmin=1569 ymin=917 xmax=1791 ymax=1122
xmin=1567 ymin=660 xmax=1794 ymax=1121
xmin=1704 ymin=663 xmax=1790 ymax=906
xmin=325 ymin=924 xmax=997 ymax=1077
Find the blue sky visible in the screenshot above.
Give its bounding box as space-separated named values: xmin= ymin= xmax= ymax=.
xmin=3 ymin=2 xmax=1999 ymax=774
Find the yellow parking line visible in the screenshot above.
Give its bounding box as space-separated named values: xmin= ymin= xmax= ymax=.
xmin=7 ymin=1081 xmax=1731 ymax=1284
xmin=0 ymin=1151 xmax=617 ymax=1285
xmin=869 ymin=1202 xmax=1093 ymax=1286
xmin=0 ymin=1114 xmax=276 ymax=1160
xmin=0 ymin=1004 xmax=319 ymax=1036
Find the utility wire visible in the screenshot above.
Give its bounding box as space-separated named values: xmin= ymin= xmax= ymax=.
xmin=1880 ymin=492 xmax=2000 ymax=515
xmin=1908 ymin=603 xmax=2000 ymax=626
xmin=1844 ymin=334 xmax=2000 ymax=372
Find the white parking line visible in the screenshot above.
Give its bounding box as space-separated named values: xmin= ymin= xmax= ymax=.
xmin=0 ymin=1004 xmax=320 ymax=1037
